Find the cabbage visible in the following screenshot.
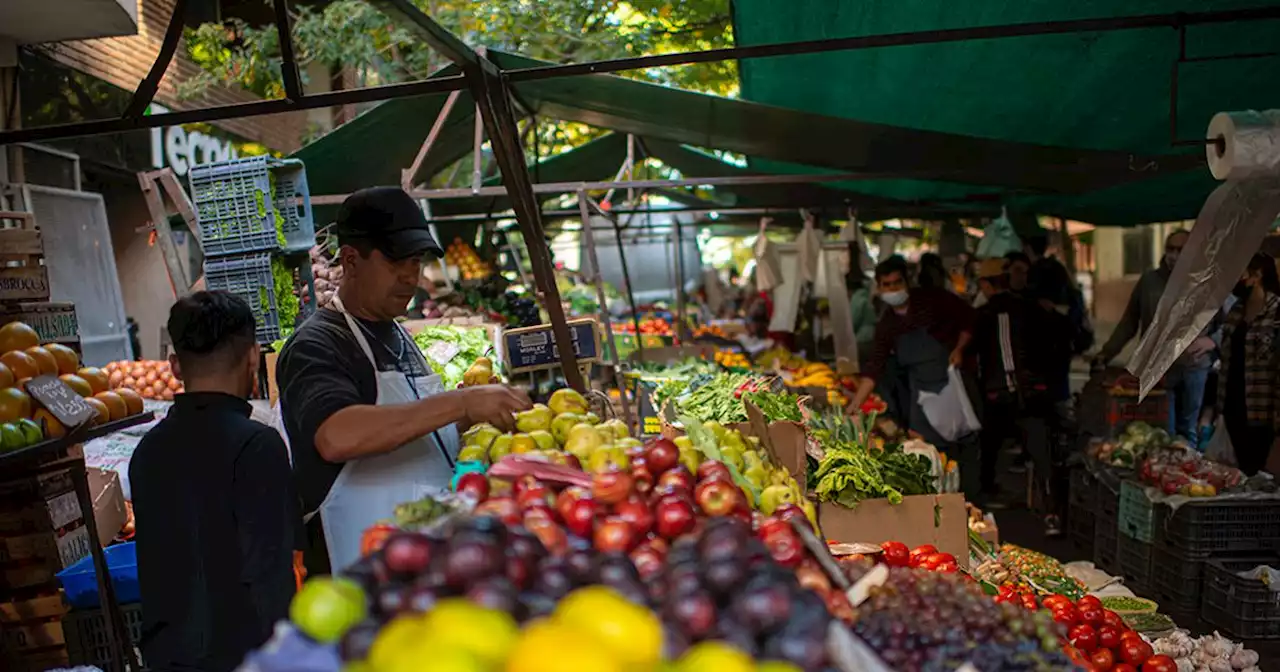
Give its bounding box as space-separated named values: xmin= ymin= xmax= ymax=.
xmin=411 ymin=326 xmax=495 ymax=389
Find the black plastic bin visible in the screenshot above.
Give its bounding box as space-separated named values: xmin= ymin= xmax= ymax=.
xmin=1201 ymin=555 xmax=1280 ymax=639
xmin=1159 ymin=500 xmax=1280 ymax=555
xmin=62 ymin=602 xmax=144 ymax=668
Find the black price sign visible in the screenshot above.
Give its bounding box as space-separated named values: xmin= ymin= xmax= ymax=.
xmin=503 ymin=319 xmax=601 ymax=374
xmin=636 ymin=380 xmax=663 ymax=437
xmin=25 ymin=375 xmax=97 ymax=433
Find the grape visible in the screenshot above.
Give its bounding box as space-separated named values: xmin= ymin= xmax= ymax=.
xmin=846 ymin=567 xmax=1079 ymax=672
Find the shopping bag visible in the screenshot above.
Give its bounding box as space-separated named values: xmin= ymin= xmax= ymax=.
xmin=974 ymin=207 xmax=1023 ymax=260
xmin=917 ymin=366 xmax=982 ymax=442
xmin=1203 ymin=417 xmax=1236 ymax=465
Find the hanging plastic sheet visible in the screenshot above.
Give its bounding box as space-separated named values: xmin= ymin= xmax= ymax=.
xmin=769 ymin=248 xmax=803 ymax=334
xmin=796 ymin=215 xmax=823 ymax=284
xmin=1128 ymin=110 xmax=1280 ymax=399
xmin=839 ymin=211 xmax=878 ymax=276
xmin=823 ymin=245 xmax=860 ymax=373
xmin=754 ymin=218 xmax=784 ymax=292
xmin=975 ymin=207 xmax=1023 ymax=260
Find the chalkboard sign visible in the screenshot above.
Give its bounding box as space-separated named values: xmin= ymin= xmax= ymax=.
xmin=636 ymin=380 xmax=662 ymax=437
xmin=503 ymin=319 xmax=601 ymax=374
xmin=25 ymin=375 xmax=97 ymax=432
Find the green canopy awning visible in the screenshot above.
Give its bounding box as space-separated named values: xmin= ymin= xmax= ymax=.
xmin=733 ymin=0 xmax=1280 ymax=224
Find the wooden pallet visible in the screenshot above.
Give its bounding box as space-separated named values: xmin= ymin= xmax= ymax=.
xmin=0 ymin=212 xmax=49 ymax=304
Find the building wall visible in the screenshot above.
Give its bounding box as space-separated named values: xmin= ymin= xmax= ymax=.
xmin=45 ymin=0 xmax=309 ymax=152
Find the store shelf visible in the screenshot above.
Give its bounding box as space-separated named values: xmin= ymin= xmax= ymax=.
xmin=0 ymin=412 xmax=157 ymax=469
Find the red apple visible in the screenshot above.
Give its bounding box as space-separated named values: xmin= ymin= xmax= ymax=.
xmin=594 ymin=516 xmax=638 ymax=553
xmin=695 ymin=479 xmax=743 ymax=517
xmin=657 ymin=466 xmax=695 ymax=492
xmin=522 ymin=505 xmax=555 ymax=526
xmin=592 ymin=470 xmax=634 ymax=505
xmin=764 ymin=530 xmax=805 ymax=568
xmin=473 ymin=496 xmax=520 ymax=526
xmin=524 ymin=516 xmax=568 ymax=556
xmin=631 ymin=467 xmax=654 ymax=495
xmin=382 ymin=533 xmax=434 ymax=576
xmin=455 ymin=472 xmax=490 ymax=501
xmin=556 ymin=486 xmax=590 ymax=522
xmin=654 ymin=495 xmax=698 ymax=540
xmin=614 ymin=498 xmax=655 ymax=537
xmin=563 ymin=497 xmax=599 ymax=538
xmin=697 ymin=460 xmax=733 ymax=484
xmin=756 ymin=515 xmax=792 ymax=541
xmin=644 ymin=438 xmax=680 ymax=477
xmin=773 ymin=502 xmax=810 ymax=530
xmin=512 ymin=475 xmax=542 ymax=498
xmin=624 ymin=443 xmax=647 ymax=461
xmin=630 ymin=544 xmax=666 ymax=580
xmin=517 ymin=485 xmax=554 ymax=511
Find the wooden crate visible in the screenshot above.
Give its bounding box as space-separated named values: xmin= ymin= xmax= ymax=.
xmin=0 ymin=302 xmax=78 ymax=348
xmin=0 ymin=523 xmax=93 ymax=570
xmin=0 ymin=488 xmax=83 ymax=537
xmin=0 ymin=212 xmax=50 ymax=303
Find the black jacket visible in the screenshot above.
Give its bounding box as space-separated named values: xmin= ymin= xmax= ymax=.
xmin=973 ymin=292 xmax=1070 ymax=399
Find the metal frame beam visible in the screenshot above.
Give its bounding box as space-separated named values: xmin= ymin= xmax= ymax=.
xmin=401 ymin=89 xmax=462 ymax=190
xmin=273 ymin=0 xmax=304 ymax=101
xmin=122 ymin=0 xmax=187 ymax=118
xmin=3 ymin=5 xmax=1277 ymax=146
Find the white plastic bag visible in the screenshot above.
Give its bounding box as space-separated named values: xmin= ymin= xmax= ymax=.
xmin=1203 ymin=417 xmax=1237 ymax=466
xmin=917 ymin=366 xmax=982 ymax=442
xmin=975 ymin=207 xmax=1023 ymax=260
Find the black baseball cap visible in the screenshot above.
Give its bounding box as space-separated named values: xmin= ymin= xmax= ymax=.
xmin=335 ymin=187 xmax=443 ymax=260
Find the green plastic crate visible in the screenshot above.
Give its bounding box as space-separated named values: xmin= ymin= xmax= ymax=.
xmin=1119 ymin=480 xmax=1156 ymax=543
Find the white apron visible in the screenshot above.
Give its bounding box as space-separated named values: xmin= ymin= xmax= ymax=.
xmin=307 ymin=297 xmax=460 ymax=572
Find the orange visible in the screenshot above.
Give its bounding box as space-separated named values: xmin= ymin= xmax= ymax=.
xmin=32 ymin=408 xmax=65 ymax=439
xmin=1 ymin=351 xmax=39 ymax=380
xmin=0 ymin=363 xmax=12 ymax=390
xmin=58 ymin=374 xmax=93 ymax=398
xmin=115 ymin=388 xmax=144 ymax=416
xmin=77 ymin=367 xmax=109 ymax=395
xmin=25 ymin=347 xmax=58 ymax=376
xmin=45 ymin=344 xmax=79 ymax=376
xmin=0 ymin=322 xmax=40 ymax=354
xmin=94 ymin=391 xmax=128 ymax=421
xmin=0 ymin=387 xmax=32 ymax=423
xmin=83 ymin=397 xmax=110 ymax=426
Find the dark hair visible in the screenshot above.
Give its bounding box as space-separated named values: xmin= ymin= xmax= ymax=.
xmin=1247 ymin=253 xmax=1280 ymax=296
xmin=1004 ymin=251 xmax=1031 ymax=266
xmin=1025 ymin=234 xmax=1049 ymax=257
xmin=919 ymin=253 xmax=945 ymax=270
xmin=874 ymin=255 xmax=909 ymax=282
xmin=1165 ymin=229 xmax=1189 ymax=246
xmin=168 ymin=291 xmax=257 ymax=378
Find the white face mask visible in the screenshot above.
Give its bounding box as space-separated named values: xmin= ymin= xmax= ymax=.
xmin=881 ymin=289 xmax=909 ymax=307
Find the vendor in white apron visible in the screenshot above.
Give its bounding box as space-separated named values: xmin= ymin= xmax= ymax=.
xmin=275 ymin=187 xmax=532 ymax=575
xmin=848 ymin=256 xmax=981 ymax=498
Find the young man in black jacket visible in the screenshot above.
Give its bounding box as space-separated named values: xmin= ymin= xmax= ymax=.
xmin=131 ymin=291 xmax=298 ymax=671
xmin=973 ymin=258 xmax=1071 ymax=535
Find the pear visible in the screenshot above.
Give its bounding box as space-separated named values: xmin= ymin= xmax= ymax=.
xmin=463 ymin=423 xmax=500 ymax=449
xmin=616 ymin=437 xmax=643 ymax=451
xmin=673 ymin=436 xmax=694 ymax=452
xmin=550 ymin=413 xmax=585 ymax=445
xmin=515 ymin=405 xmax=553 ymax=434
xmin=510 ymin=433 xmax=538 ymax=454
xmin=587 ymin=445 xmax=629 ymax=474
xmin=598 ymin=419 xmax=630 ymax=441
xmin=564 ymin=424 xmax=605 ymax=462
xmin=800 ymin=498 xmax=819 ymax=530
xmin=770 ymin=468 xmax=792 ymax=486
xmin=720 ymin=431 xmax=746 ymax=453
xmin=528 ymin=430 xmax=556 ymax=452
xmin=473 ymin=356 xmax=492 ymax=369
xmin=457 ymin=444 xmax=488 ymax=464
xmin=679 ymin=447 xmax=702 ymax=475
xmin=719 ymin=445 xmax=745 ymax=473
xmin=584 ymin=412 xmax=600 ymax=425
xmin=548 ymin=388 xmax=589 ymax=416
xmin=760 ymin=484 xmax=797 ymax=515
xmin=743 ymin=462 xmax=769 ymax=490
xmin=742 ymin=450 xmax=764 ymax=470
xmin=488 ymin=434 xmax=513 ymax=462
xmin=705 ymin=421 xmax=728 ymax=443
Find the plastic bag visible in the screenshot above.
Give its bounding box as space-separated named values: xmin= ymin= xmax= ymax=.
xmin=917 ymin=366 xmax=982 ymax=442
xmin=975 ymin=208 xmax=1023 ymax=260
xmin=1203 ymin=417 xmax=1237 ymax=466
xmin=754 ymin=234 xmax=783 ymax=292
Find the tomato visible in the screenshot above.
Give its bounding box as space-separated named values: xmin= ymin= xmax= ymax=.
xmin=1042 ymin=594 xmax=1073 ymax=610
xmin=1114 ymin=665 xmax=1137 ymax=672
xmin=1120 ymin=630 xmax=1144 ymax=644
xmin=1076 ymin=595 xmax=1103 ymax=611
xmin=1052 ymin=607 xmax=1078 ymax=628
xmin=1101 ymin=610 xmax=1126 ymax=631
xmin=1142 ymin=655 xmax=1177 ymax=672
xmin=1078 ymin=605 xmax=1104 ymax=626
xmin=919 ymin=552 xmax=946 ymax=570
xmin=909 ymin=544 xmax=936 ymax=567
xmin=1097 ymin=625 xmax=1121 ymax=651
xmin=1021 ymin=593 xmax=1039 ymax=610
xmin=1064 ymin=644 xmax=1092 ymax=668
xmin=879 ymin=541 xmax=910 ymax=567
xmin=1091 ymin=648 xmax=1115 ymax=671
xmin=1120 ymin=639 xmax=1153 ymax=666
xmin=1069 ymin=624 xmax=1098 ymax=653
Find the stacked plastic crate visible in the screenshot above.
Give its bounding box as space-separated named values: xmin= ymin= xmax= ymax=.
xmin=190 ymin=156 xmax=317 ymax=344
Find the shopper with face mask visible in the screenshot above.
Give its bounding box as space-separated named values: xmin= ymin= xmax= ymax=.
xmin=1215 ymin=253 xmax=1280 ymax=474
xmin=1094 ymin=230 xmax=1221 ymax=445
xmin=850 ymin=255 xmax=980 ymax=496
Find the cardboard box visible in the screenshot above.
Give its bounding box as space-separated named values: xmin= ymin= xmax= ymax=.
xmin=87 ymin=468 xmax=126 ymax=547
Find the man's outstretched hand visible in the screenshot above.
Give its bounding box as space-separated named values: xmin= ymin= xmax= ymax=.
xmin=462 ymin=385 xmax=533 ymax=433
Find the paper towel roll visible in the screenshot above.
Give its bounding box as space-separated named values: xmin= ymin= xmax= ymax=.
xmin=1206 ymin=110 xmax=1280 ymax=180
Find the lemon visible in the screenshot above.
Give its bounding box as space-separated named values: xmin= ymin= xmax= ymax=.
xmin=384 ymin=642 xmax=487 ymax=672
xmin=368 ymin=615 xmax=428 ymax=670
xmin=421 ymin=598 xmax=519 ymax=666
xmin=675 ymin=642 xmax=755 ymax=672
xmin=506 ymin=619 xmax=623 ymax=672
xmin=553 ymin=587 xmax=662 ymax=669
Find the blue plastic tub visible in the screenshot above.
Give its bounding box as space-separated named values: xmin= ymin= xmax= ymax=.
xmin=56 ymin=542 xmax=140 ymax=609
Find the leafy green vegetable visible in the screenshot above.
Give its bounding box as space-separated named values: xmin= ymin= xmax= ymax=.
xmin=271 ymin=257 xmax=300 ymax=340
xmin=411 ymin=326 xmax=494 ymax=389
xmin=810 ymin=433 xmax=935 ymax=507
xmin=743 ymin=390 xmax=803 ymax=422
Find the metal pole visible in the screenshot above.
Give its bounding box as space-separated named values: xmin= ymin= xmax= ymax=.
xmin=673 ymin=218 xmax=688 ymax=342
xmin=272 ymin=0 xmax=304 ymax=100
xmin=123 ymin=0 xmax=188 ymax=117
xmin=579 ymin=192 xmax=634 ymax=429
xmin=402 ymin=89 xmax=462 ymax=190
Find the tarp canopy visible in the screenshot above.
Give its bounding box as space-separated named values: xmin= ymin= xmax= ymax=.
xmin=291 ymin=49 xmax=1202 ymax=224
xmin=733 ymin=0 xmax=1280 ymax=225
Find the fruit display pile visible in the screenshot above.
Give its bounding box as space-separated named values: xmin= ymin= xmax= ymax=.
xmin=1136 ymin=446 xmax=1257 ymax=497
xmin=104 ymin=359 xmax=184 ymax=401
xmin=714 ymin=349 xmax=750 ymax=369
xmin=753 ymin=348 xmax=850 ymax=407
xmin=1088 ymin=422 xmax=1177 ymax=469
xmin=445 ymin=238 xmax=494 ymax=281
xmin=615 ymin=317 xmax=674 ymax=337
xmin=0 ymin=321 xmax=144 ymax=448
